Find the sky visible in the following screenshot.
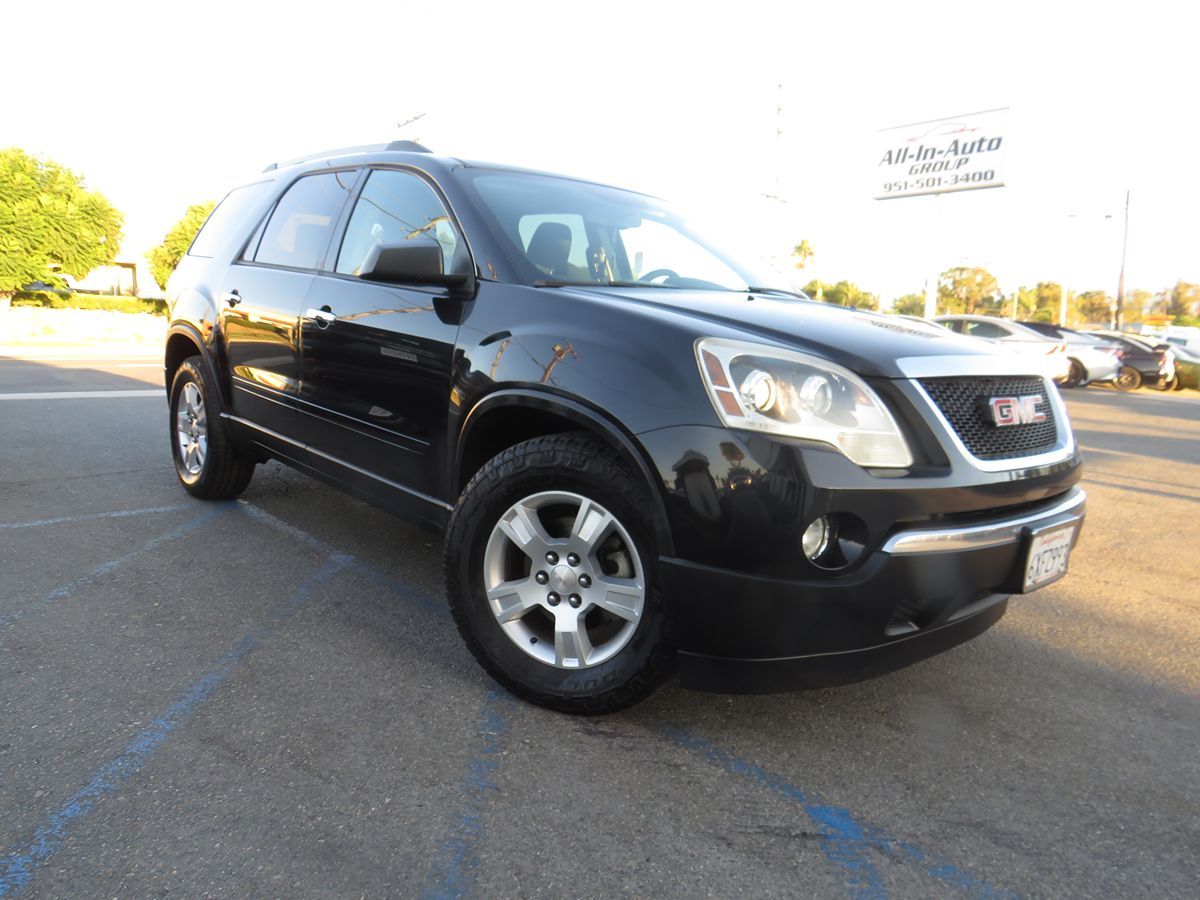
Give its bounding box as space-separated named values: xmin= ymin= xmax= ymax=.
xmin=4 ymin=0 xmax=1195 ymax=304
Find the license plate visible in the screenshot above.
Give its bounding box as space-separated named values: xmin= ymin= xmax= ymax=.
xmin=1022 ymin=525 xmax=1075 ymax=592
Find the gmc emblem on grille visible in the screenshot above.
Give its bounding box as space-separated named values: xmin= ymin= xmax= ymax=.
xmin=988 ymin=395 xmax=1046 ymax=427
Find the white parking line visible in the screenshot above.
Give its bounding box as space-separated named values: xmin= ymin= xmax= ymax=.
xmin=0 ymin=358 xmax=162 ymax=365
xmin=0 ymin=390 xmax=163 ymax=400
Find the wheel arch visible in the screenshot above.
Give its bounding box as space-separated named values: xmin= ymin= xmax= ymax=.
xmin=454 ymin=389 xmax=675 ymax=557
xmin=165 ymin=323 xmax=230 ymax=405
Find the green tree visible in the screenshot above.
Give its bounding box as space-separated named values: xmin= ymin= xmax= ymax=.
xmin=1074 ymin=290 xmax=1112 ymax=325
xmin=891 ymin=292 xmax=926 ymax=316
xmin=938 ymin=267 xmax=1000 ymax=315
xmin=0 ymin=147 xmax=123 ymax=298
xmin=1169 ymin=280 xmax=1200 ymax=320
xmin=1122 ymin=289 xmax=1154 ymax=322
xmin=803 ymin=278 xmax=877 ymax=310
xmin=148 ymin=201 xmax=215 ymax=291
xmin=791 ymin=239 xmax=814 ymax=271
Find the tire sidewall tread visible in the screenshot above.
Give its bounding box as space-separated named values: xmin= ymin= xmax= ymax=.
xmin=444 ymin=433 xmax=674 ymax=714
xmin=169 ymin=356 xmax=255 ymax=500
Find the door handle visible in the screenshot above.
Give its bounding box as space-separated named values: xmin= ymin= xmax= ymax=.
xmin=305 ymin=307 xmax=337 ymax=327
xmin=222 ymin=290 xmax=242 ymax=307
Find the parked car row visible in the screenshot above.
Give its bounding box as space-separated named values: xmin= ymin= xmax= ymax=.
xmin=908 ymin=314 xmax=1193 ymax=393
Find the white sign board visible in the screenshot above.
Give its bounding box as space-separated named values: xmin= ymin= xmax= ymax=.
xmin=873 ymin=108 xmax=1008 ymax=200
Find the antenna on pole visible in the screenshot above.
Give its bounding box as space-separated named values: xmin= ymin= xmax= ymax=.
xmin=397 ymin=112 xmax=427 ymax=140
xmin=763 ymin=83 xmax=785 ymax=203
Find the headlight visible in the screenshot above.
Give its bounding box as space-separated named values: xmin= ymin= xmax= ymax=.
xmin=695 ymin=338 xmax=913 ymax=468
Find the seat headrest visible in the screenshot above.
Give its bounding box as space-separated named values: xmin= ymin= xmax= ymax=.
xmin=526 ymin=221 xmax=573 ymax=277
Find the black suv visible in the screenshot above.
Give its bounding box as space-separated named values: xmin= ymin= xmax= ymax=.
xmin=164 ymin=142 xmax=1085 ymax=712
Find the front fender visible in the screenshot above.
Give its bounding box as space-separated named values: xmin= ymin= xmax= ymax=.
xmin=456 ymin=388 xmax=676 ymax=557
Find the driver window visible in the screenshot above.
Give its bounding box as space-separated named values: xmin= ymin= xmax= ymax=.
xmin=336 ymin=170 xmax=458 ymax=276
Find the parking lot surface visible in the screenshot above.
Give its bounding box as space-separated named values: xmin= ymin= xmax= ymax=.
xmin=1 ymin=354 xmax=1198 ymax=898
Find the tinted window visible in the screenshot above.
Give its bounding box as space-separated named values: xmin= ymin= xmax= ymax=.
xmin=254 ymin=171 xmax=356 ymax=270
xmin=188 ymin=181 xmax=273 ymax=258
xmin=964 ymin=321 xmax=1007 ymax=339
xmin=336 ymin=170 xmax=458 ymax=276
xmin=1021 ymin=322 xmax=1062 ymax=338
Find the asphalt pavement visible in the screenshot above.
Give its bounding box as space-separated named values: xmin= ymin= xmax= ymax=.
xmin=1 ymin=353 xmax=1197 ymax=898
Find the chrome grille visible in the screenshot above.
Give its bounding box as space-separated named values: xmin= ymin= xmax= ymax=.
xmin=920 ymin=376 xmax=1059 ymax=461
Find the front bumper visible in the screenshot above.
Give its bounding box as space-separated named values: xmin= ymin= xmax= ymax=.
xmin=663 ymin=487 xmax=1086 ymax=693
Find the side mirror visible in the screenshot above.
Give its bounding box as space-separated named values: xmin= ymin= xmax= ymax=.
xmin=359 ymin=242 xmax=475 ymax=295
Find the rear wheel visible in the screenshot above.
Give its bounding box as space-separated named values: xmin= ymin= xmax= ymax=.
xmin=169 ymin=357 xmax=255 ymax=499
xmin=1063 ymin=358 xmax=1086 ymax=388
xmin=1114 ymin=366 xmax=1142 ymax=392
xmin=445 ymin=433 xmax=674 ymax=714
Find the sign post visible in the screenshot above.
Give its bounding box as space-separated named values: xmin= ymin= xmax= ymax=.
xmin=873 ymin=108 xmax=1010 ymax=317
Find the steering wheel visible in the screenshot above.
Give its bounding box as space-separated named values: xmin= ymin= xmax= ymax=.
xmin=637 ymin=268 xmax=680 ymax=285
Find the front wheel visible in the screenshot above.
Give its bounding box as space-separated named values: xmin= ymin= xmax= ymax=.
xmin=1113 ymin=366 xmax=1142 ymax=392
xmin=445 ymin=434 xmax=674 ymax=714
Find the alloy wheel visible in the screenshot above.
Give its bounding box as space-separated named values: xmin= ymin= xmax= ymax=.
xmin=482 ymin=491 xmax=645 ymax=669
xmin=176 ymin=381 xmax=208 ymax=475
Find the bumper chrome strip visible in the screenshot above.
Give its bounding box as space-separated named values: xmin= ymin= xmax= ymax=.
xmin=883 ymin=488 xmax=1086 ymax=555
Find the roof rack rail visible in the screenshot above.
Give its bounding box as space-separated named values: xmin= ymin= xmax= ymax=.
xmin=262 ymin=140 xmax=432 ymax=172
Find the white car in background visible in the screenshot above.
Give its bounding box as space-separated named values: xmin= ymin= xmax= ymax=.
xmin=934 ymin=315 xmax=1075 ymax=385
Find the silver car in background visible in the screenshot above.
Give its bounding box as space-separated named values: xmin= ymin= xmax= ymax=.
xmin=1016 ymin=322 xmax=1124 ymax=387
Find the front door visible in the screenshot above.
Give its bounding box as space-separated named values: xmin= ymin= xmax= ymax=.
xmin=297 ymin=168 xmax=469 ymax=503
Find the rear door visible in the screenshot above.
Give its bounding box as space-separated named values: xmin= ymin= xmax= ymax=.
xmin=220 ymin=169 xmax=358 ymax=433
xmin=297 ymin=167 xmax=469 ymax=505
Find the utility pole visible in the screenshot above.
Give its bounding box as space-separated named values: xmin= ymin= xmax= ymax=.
xmin=1115 ymin=190 xmax=1130 ymax=330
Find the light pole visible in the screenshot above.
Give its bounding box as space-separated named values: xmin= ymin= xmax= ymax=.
xmin=1115 ymin=190 xmax=1130 ymax=330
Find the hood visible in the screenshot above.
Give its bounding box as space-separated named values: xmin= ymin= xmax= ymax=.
xmin=556 ymin=286 xmax=1001 ymax=378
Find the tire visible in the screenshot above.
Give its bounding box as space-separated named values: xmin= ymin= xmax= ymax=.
xmin=169 ymin=356 xmax=255 ymax=499
xmin=1153 ymin=375 xmax=1179 ymax=392
xmin=1171 ymin=376 xmax=1185 ymax=392
xmin=445 ymin=433 xmax=674 ymax=714
xmin=1113 ymin=366 xmax=1142 ymax=392
xmin=1063 ymin=359 xmax=1086 ymax=388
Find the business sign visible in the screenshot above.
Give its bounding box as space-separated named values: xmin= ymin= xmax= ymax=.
xmin=873 ymin=107 xmax=1008 ymax=200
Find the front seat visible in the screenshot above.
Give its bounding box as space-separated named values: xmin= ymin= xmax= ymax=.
xmin=525 ymin=222 xmax=573 ymax=278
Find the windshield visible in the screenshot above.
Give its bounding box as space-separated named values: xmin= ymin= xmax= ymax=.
xmin=462 ymin=170 xmax=785 ymax=292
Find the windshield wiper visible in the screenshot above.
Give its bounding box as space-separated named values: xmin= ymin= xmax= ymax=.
xmin=746 ymin=286 xmax=809 ymax=299
xmin=533 ymin=279 xmax=679 ymax=289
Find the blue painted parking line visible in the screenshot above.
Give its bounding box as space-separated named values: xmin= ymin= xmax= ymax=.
xmin=0 ymin=506 xmax=228 ymax=635
xmin=0 ymin=504 xmax=189 ymax=530
xmin=663 ymin=728 xmax=1015 ymax=899
xmin=0 ymin=553 xmax=348 ymax=897
xmin=232 ymin=503 xmax=1013 ymax=898
xmin=420 ymin=690 xmax=513 ymax=900
xmin=237 ymin=501 xmax=448 ymax=618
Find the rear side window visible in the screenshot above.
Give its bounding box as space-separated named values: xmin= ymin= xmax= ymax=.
xmin=253 ymin=171 xmax=357 ymax=270
xmin=188 ymin=181 xmax=273 ymax=258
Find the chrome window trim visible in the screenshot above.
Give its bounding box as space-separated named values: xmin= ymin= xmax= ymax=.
xmin=883 ymin=488 xmax=1086 ymax=555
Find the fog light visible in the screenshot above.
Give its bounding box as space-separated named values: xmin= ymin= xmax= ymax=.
xmin=801 ymin=516 xmax=831 ymax=560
